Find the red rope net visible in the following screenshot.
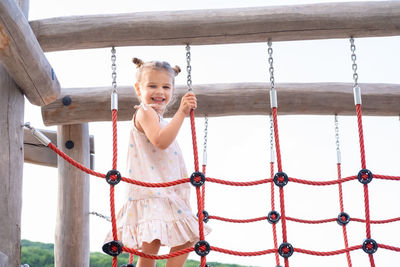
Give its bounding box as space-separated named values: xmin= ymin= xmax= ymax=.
xmin=46 ymin=99 xmax=400 ymax=266
xmin=43 ymin=65 xmax=400 ymax=267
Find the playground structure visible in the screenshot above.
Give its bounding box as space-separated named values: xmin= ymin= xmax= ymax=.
xmin=1 ymin=1 xmax=400 ymax=266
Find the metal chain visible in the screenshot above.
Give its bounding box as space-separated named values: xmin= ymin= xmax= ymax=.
xmin=269 ymin=114 xmax=275 ymax=162
xmin=267 ymin=40 xmax=275 ymax=90
xmin=349 ymin=37 xmax=358 ymax=89
xmin=186 ymin=44 xmax=193 ymax=91
xmin=89 ymin=211 xmax=111 ymax=222
xmin=334 ymin=114 xmax=342 ymax=164
xmin=111 ymin=46 xmax=117 ymax=93
xmin=203 ymin=115 xmax=208 ymax=155
xmin=202 ymin=115 xmax=208 ymax=166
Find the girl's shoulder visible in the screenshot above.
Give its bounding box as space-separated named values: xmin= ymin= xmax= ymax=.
xmin=132 ymin=104 xmax=164 ymax=135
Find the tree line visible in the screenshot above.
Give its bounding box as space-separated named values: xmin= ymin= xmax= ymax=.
xmin=21 ymin=240 xmax=247 ymax=267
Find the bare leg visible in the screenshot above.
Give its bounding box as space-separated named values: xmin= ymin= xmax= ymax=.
xmin=136 ymin=239 xmax=161 ymax=267
xmin=165 ymin=241 xmax=195 ymax=267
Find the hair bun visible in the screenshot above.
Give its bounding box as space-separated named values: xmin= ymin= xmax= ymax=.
xmin=132 ymin=57 xmax=144 ymax=68
xmin=172 ymin=65 xmax=181 ymax=76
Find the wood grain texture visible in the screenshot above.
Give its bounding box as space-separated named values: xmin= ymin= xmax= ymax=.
xmin=0 ymin=1 xmax=27 ymax=266
xmin=29 ymin=1 xmax=400 ymax=52
xmin=0 ymin=0 xmax=60 ymax=106
xmin=55 ymin=124 xmax=90 ymax=267
xmin=24 ymin=128 xmax=95 ymax=168
xmin=0 ymin=64 xmax=24 ymax=267
xmin=41 ymin=83 xmax=400 ymax=126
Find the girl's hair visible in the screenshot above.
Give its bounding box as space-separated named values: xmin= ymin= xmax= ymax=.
xmin=132 ymin=57 xmax=181 ymax=83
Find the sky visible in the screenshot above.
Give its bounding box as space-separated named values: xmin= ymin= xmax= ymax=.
xmin=21 ymin=0 xmax=400 ymax=266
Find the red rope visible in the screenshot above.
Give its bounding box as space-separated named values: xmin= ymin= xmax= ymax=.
xmin=129 ymin=253 xmax=134 ymax=264
xmin=210 ymin=215 xmax=267 ymax=223
xmin=123 ymin=246 xmax=194 ymax=259
xmin=202 ymin=164 xmax=206 ymax=214
xmin=336 ymin=163 xmax=352 ymax=266
xmin=189 ymin=109 xmax=207 ymax=265
xmin=211 ymin=246 xmax=276 ymax=256
xmin=355 ymin=104 xmax=375 ymax=267
xmin=272 ymin=106 xmax=288 ymax=267
xmin=112 ymin=257 xmax=117 ymax=267
xmin=110 ymin=108 xmax=119 ymax=252
xmin=355 ymin=105 xmax=366 ymax=169
xmin=270 ymin=161 xmax=280 ymax=266
xmin=294 ymin=245 xmax=362 ymax=256
xmin=48 ymin=143 xmax=105 ymax=178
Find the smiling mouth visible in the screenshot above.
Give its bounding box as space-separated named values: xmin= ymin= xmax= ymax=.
xmin=151 ymin=97 xmax=165 ymax=103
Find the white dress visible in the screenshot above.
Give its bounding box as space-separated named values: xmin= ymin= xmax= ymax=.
xmin=106 ymin=109 xmax=210 ymax=249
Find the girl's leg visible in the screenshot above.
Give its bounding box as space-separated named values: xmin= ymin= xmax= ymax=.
xmin=136 ymin=239 xmax=161 ymax=267
xmin=165 ymin=241 xmax=195 ymax=267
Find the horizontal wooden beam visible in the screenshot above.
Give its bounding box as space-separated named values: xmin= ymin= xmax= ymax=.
xmin=24 ymin=128 xmax=95 ymax=169
xmin=29 ymin=1 xmax=400 ymax=52
xmin=0 ymin=0 xmax=60 ymax=106
xmin=41 ymin=83 xmax=400 ymax=126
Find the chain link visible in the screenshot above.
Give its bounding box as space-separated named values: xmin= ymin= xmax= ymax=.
xmin=89 ymin=211 xmax=111 ymax=222
xmin=203 ymin=115 xmax=208 ymax=155
xmin=334 ymin=114 xmax=342 ymax=164
xmin=267 ymin=40 xmax=275 ymax=90
xmin=186 ymin=44 xmax=192 ymax=91
xmin=111 ymin=46 xmax=117 ymax=93
xmin=349 ymin=37 xmax=358 ymax=89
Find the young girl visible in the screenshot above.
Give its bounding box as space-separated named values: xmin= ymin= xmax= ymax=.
xmin=106 ymin=58 xmax=210 ymax=267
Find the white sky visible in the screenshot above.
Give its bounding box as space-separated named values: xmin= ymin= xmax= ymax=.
xmin=21 ymin=0 xmax=400 ymax=266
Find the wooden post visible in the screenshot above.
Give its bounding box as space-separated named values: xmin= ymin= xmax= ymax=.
xmin=0 ymin=1 xmax=27 ymax=266
xmin=0 ymin=52 xmax=24 ymax=267
xmin=55 ymin=124 xmax=90 ymax=267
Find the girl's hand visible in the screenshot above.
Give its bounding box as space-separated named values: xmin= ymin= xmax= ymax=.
xmin=178 ymin=92 xmax=197 ymax=115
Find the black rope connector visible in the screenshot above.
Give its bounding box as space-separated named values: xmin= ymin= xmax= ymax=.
xmin=267 ymin=210 xmax=281 ymax=224
xmin=357 ymin=169 xmax=373 ymax=184
xmin=62 ymin=96 xmax=72 ymax=106
xmin=199 ymin=265 xmax=210 ymax=267
xmin=190 ymin=172 xmax=205 ymax=187
xmin=194 ymin=240 xmax=210 ymax=257
xmin=362 ymin=238 xmax=378 ymax=254
xmin=65 ymin=140 xmax=74 ymax=149
xmin=278 ymin=242 xmax=294 ymax=258
xmin=273 ymin=172 xmax=289 ymax=187
xmin=197 ymin=210 xmax=209 ymax=223
xmin=120 ymin=264 xmax=135 ymax=267
xmin=106 ymin=169 xmax=122 ymax=185
xmin=337 ymin=212 xmax=350 ymax=226
xmin=102 ymin=240 xmax=123 ymax=256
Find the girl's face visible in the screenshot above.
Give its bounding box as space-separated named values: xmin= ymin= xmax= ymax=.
xmin=135 ymin=69 xmax=174 ymax=114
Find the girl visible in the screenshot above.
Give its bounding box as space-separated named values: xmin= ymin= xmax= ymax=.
xmin=106 ymin=58 xmax=210 ymax=267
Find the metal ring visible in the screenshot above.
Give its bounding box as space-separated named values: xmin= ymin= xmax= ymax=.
xmin=357 ymin=169 xmax=373 ymax=184
xmin=190 ymin=172 xmax=205 ymax=187
xmin=278 ymin=242 xmax=294 ymax=258
xmin=106 ymin=169 xmax=122 ymax=185
xmin=194 ymin=240 xmax=210 ymax=257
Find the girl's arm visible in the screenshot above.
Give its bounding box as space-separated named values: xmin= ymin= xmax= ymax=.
xmin=136 ymin=92 xmax=197 ymax=150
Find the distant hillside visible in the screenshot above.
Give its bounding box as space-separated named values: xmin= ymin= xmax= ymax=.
xmin=21 ymin=240 xmax=248 ymax=267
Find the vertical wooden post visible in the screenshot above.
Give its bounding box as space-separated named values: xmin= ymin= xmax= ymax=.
xmin=0 ymin=59 xmax=25 ymax=267
xmin=55 ymin=124 xmax=90 ymax=267
xmin=0 ymin=1 xmax=27 ymax=265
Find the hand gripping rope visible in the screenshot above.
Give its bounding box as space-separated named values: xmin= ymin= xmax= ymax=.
xmin=24 ymin=41 xmax=400 ymax=267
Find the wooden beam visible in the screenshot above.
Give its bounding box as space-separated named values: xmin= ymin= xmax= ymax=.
xmin=0 ymin=0 xmax=60 ymax=106
xmin=41 ymin=83 xmax=400 ymax=125
xmin=55 ymin=124 xmax=90 ymax=267
xmin=29 ymin=1 xmax=400 ymax=52
xmin=24 ymin=128 xmax=95 ymax=169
